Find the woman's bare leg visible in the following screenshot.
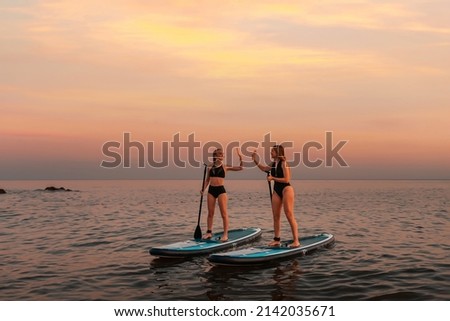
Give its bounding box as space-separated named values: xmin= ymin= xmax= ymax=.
xmin=217 ymin=193 xmax=229 ymax=241
xmin=283 ymin=186 xmax=300 ymax=247
xmin=203 ymin=193 xmax=216 ymax=239
xmin=269 ymin=193 xmax=283 ymax=246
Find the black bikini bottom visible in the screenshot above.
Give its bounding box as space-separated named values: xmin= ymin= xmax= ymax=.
xmin=273 ymin=182 xmax=290 ymax=199
xmin=208 ymin=185 xmax=226 ymax=198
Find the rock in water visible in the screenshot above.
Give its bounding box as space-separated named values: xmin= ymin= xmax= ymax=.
xmin=45 ymin=186 xmax=72 ymax=192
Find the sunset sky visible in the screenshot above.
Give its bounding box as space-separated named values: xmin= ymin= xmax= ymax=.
xmin=1 ymin=0 xmax=449 ymax=180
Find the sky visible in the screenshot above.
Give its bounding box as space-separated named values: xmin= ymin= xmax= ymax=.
xmin=1 ymin=0 xmax=449 ymax=180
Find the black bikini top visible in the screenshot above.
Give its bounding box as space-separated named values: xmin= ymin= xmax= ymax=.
xmin=271 ymin=161 xmax=290 ymax=186
xmin=209 ymin=165 xmax=225 ymax=178
xmin=271 ymin=161 xmax=285 ymax=178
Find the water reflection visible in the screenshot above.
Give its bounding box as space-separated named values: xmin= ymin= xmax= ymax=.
xmin=203 ymin=259 xmax=304 ymax=300
xmin=149 ymin=257 xmax=192 ymax=269
xmin=270 ymin=260 xmax=303 ymax=300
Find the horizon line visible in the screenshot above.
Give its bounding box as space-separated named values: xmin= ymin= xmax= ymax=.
xmin=1 ymin=178 xmax=449 ymax=182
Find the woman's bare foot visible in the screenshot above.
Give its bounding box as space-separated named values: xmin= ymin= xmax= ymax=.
xmin=289 ymin=241 xmax=301 ymax=248
xmin=202 ymin=232 xmax=212 ymax=240
xmin=219 ymin=231 xmax=229 ymax=242
xmin=268 ymin=237 xmax=281 ymax=247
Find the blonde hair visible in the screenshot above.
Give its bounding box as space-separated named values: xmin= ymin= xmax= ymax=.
xmin=272 ymin=145 xmax=286 ymax=161
xmin=212 ymin=148 xmax=223 ymax=163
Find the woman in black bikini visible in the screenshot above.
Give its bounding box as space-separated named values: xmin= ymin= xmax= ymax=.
xmin=252 ymin=145 xmax=300 ymax=247
xmin=201 ymin=148 xmax=243 ymax=241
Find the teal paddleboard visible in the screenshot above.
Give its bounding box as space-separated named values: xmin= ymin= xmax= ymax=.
xmin=208 ymin=232 xmax=335 ymax=265
xmin=149 ymin=227 xmax=262 ymax=258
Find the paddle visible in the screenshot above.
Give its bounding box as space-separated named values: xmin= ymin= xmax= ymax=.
xmin=194 ymin=163 xmax=208 ymax=240
xmin=266 ymin=170 xmax=272 ymax=203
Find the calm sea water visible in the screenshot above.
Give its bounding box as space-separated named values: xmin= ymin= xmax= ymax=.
xmin=0 ymin=180 xmax=449 ymax=300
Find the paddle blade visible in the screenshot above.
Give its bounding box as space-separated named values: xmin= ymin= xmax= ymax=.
xmin=194 ymin=225 xmax=202 ymax=240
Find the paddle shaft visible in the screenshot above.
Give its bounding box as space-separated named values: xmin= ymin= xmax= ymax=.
xmin=266 ymin=171 xmax=272 ymax=203
xmin=194 ymin=164 xmax=208 ymax=239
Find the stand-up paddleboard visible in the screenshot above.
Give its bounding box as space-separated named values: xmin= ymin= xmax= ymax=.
xmin=149 ymin=227 xmax=262 ymax=258
xmin=208 ymin=233 xmax=334 ymax=265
